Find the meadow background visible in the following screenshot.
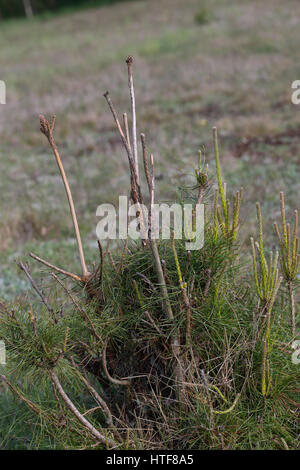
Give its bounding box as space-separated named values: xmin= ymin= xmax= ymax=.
xmin=0 ymin=0 xmax=300 ymax=449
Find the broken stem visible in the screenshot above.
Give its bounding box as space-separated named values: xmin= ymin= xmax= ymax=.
xmin=29 ymin=252 xmax=82 ymax=282
xmin=70 ymin=358 xmax=113 ymax=427
xmin=50 ymin=370 xmax=116 ymax=447
xmin=126 ymin=56 xmax=139 ymax=185
xmin=17 ymin=260 xmax=56 ymax=320
xmin=40 ymin=115 xmax=89 ymax=280
xmin=102 ymin=340 xmax=130 ymax=386
xmin=52 ymin=273 xmax=102 ymax=342
xmin=123 ymin=112 xmax=131 ymax=150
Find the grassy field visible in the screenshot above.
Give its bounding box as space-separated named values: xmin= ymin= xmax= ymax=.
xmin=0 ymin=0 xmax=300 ymax=450
xmin=1 ymin=0 xmax=300 ymax=300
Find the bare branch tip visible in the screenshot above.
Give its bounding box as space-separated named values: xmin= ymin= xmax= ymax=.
xmin=39 ymin=114 xmax=49 ymax=135
xmin=50 ymin=115 xmax=56 ymax=131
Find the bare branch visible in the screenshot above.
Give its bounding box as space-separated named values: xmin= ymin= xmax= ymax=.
xmin=123 ymin=113 xmax=131 ymax=150
xmin=49 ymin=370 xmax=116 ymax=447
xmin=51 ymin=273 xmax=102 ymax=343
xmin=103 ymin=92 xmax=133 ymax=166
xmin=126 ymin=56 xmax=139 ymax=185
xmin=146 ymin=155 xmax=185 ymax=398
xmin=1 ymin=375 xmax=43 ymax=416
xmin=141 ymin=133 xmax=151 ymax=191
xmin=103 ymin=92 xmax=147 ymax=244
xmin=17 ymin=261 xmax=56 ymax=321
xmin=29 ymin=252 xmax=82 ymax=282
xmin=71 ymin=358 xmax=113 ymax=427
xmin=39 ymin=115 xmax=89 ymax=280
xmin=102 ymin=340 xmax=130 ymax=386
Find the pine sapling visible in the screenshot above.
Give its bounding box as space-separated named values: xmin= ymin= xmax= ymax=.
xmin=251 ymin=202 xmax=282 ymax=397
xmin=274 ymin=192 xmax=299 ymax=336
xmin=213 ymin=127 xmax=242 ymax=242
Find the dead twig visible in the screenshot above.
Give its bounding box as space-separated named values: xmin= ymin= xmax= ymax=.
xmin=136 ymin=272 xmax=156 ymax=292
xmin=144 ymin=149 xmax=185 ymax=400
xmin=0 ymin=375 xmax=43 ymax=415
xmin=39 ymin=115 xmax=89 ymax=281
xmin=17 ymin=260 xmax=57 ymax=322
xmin=104 ymin=90 xmax=147 ymax=242
xmin=70 ymin=357 xmax=113 ymax=427
xmin=123 ymin=112 xmax=131 ymax=150
xmin=102 ymin=340 xmax=130 ymax=386
xmin=29 ymin=252 xmax=82 ymax=282
xmin=51 ymin=273 xmax=102 ymax=343
xmin=126 ymin=56 xmax=139 ymax=185
xmin=141 ymin=133 xmax=151 ymax=191
xmin=49 ymin=370 xmax=116 ymax=447
xmin=103 ymin=59 xmax=147 ymax=245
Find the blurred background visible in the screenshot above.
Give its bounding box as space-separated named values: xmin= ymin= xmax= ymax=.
xmin=0 ymin=1 xmax=128 ymax=18
xmin=0 ymin=0 xmax=300 ymax=300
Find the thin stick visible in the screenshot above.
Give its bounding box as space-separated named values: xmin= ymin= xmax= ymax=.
xmin=145 ymin=154 xmax=185 ymax=398
xmin=123 ymin=113 xmax=131 ymax=150
xmin=288 ymin=280 xmax=296 ymax=337
xmin=103 ymin=91 xmax=140 ymax=205
xmin=29 ymin=252 xmax=82 ymax=282
xmin=1 ymin=375 xmax=43 ymax=415
xmin=148 ymin=154 xmax=172 ymax=320
xmin=141 ymin=133 xmax=151 ymax=191
xmin=39 ymin=115 xmax=89 ymax=280
xmin=197 ymin=186 xmax=205 ymax=206
xmin=136 ymin=272 xmax=156 ymax=291
xmin=71 ymin=357 xmax=113 ymax=427
xmin=17 ymin=261 xmax=56 ymax=320
xmin=103 ymin=92 xmax=134 ymax=169
xmin=102 ymin=341 xmax=130 ymax=386
xmin=86 ymin=240 xmax=103 ymax=285
xmin=161 ymin=259 xmax=172 ymax=285
xmin=103 ymin=91 xmax=147 ymax=243
xmin=49 ymin=370 xmax=116 ymax=447
xmin=126 ymin=56 xmax=139 ymax=185
xmin=148 ymin=153 xmax=155 ymax=232
xmin=51 ymin=273 xmax=102 ymax=342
